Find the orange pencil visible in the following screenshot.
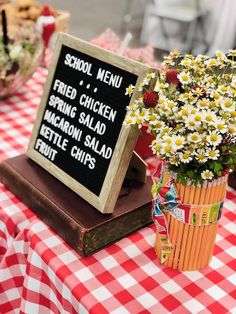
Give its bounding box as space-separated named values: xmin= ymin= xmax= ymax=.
xmin=219 ymin=176 xmax=226 ymax=201
xmin=192 ymin=225 xmax=204 ymax=270
xmin=155 ymin=233 xmax=161 ymax=258
xmin=207 ymin=224 xmax=219 ymax=265
xmin=173 ymin=221 xmax=184 ymax=269
xmin=167 ymin=215 xmax=180 ymax=267
xmin=194 ymin=181 xmax=208 ymax=269
xmin=196 ymin=182 xmax=212 ymax=269
xmin=169 ymin=180 xmax=185 ymax=268
xmin=199 ymin=179 xmax=218 ymax=269
xmin=199 ymin=181 xmax=207 ymax=205
xmin=182 ymin=182 xmax=196 ymax=270
xmin=214 ymin=178 xmax=221 ymax=203
xmin=177 ymin=181 xmax=191 ymax=270
xmin=187 ymin=183 xmax=201 ymax=269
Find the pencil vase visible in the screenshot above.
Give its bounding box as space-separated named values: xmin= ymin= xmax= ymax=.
xmin=154 ymin=172 xmax=228 ymax=271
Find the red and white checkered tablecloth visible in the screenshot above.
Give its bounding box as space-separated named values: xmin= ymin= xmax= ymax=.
xmin=0 ymin=65 xmax=236 ymax=313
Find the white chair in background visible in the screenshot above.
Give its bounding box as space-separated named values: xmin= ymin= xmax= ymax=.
xmin=140 ymin=0 xmax=209 ymax=53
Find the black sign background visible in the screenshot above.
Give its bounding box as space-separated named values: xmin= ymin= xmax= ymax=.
xmin=34 ymin=45 xmax=138 ymax=196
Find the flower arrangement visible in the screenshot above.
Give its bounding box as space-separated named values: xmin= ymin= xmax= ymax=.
xmin=125 ymin=50 xmax=236 ymax=185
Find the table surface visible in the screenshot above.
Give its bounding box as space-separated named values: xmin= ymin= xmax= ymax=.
xmin=0 ymin=67 xmax=236 ymax=314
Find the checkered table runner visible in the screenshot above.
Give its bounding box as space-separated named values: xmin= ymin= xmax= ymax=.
xmin=0 ymin=66 xmax=236 ymax=313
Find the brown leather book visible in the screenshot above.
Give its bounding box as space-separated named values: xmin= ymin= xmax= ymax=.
xmin=0 ymin=154 xmax=153 ymax=256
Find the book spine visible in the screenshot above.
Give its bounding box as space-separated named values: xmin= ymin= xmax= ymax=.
xmin=0 ymin=161 xmax=86 ymax=256
xmin=83 ymin=203 xmax=152 ymax=256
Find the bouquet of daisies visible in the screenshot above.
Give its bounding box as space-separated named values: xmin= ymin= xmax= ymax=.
xmin=125 ymin=50 xmax=236 ymax=185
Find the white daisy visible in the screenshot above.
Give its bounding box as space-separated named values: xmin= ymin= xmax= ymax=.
xmin=185 ymin=115 xmax=198 ymax=131
xmin=143 ymin=77 xmax=150 ymax=86
xmin=207 ymin=132 xmax=222 ymax=146
xmin=195 ymin=149 xmax=208 ymax=163
xmin=218 ymin=85 xmax=230 ymax=95
xmin=146 ymin=72 xmax=156 ymax=79
xmin=214 ymin=119 xmax=227 ymax=133
xmin=201 ymin=170 xmax=214 ymax=180
xmin=169 ymin=155 xmax=180 ymax=166
xmin=148 ymin=113 xmax=158 ymax=125
xmin=221 ymin=98 xmax=234 ymax=112
xmin=202 ymin=109 xmax=217 ymax=124
xmin=125 ymin=84 xmax=135 ymax=96
xmin=228 ymin=125 xmax=236 ymax=136
xmin=196 ymin=98 xmax=209 ymax=109
xmin=179 ymin=151 xmax=193 ymax=163
xmin=206 ymin=148 xmax=220 ymax=160
xmin=172 ymin=135 xmax=185 ymax=150
xmin=154 ymin=81 xmax=169 ymax=92
xmin=178 ymin=72 xmax=192 ymax=85
xmin=187 ymin=132 xmax=202 ymax=143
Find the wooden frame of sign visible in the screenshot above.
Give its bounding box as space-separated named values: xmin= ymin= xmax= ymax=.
xmin=27 ymin=33 xmax=151 ymax=214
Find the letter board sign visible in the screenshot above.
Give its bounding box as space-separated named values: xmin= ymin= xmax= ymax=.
xmin=27 ymin=33 xmax=151 ymax=213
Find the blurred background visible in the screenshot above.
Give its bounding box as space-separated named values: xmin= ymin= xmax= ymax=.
xmin=37 ymin=0 xmax=236 ymax=59
xmin=1 ymin=0 xmax=236 ymax=62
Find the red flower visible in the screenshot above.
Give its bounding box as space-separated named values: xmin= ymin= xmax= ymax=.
xmin=166 ymin=69 xmax=180 ymax=86
xmin=143 ymin=91 xmax=158 ymax=108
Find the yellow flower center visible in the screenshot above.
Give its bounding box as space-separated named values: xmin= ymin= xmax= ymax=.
xmin=221 ymin=113 xmax=228 ymax=119
xmin=217 ymin=123 xmax=224 ymax=130
xmin=210 ymin=60 xmax=216 ymax=66
xmin=126 ymin=119 xmax=132 ymax=124
xmin=209 ymin=151 xmax=216 ymax=157
xmin=146 ymin=73 xmax=153 ymax=79
xmin=183 ymin=153 xmax=190 ymax=159
xmin=206 ymin=115 xmax=213 ymax=122
xmin=165 ymin=138 xmax=172 ymax=144
xmin=229 ymin=127 xmax=235 ymax=134
xmin=168 ymin=102 xmax=175 ymax=109
xmin=220 ymin=86 xmax=227 ymax=92
xmin=200 ymin=100 xmax=207 ymax=107
xmin=154 ymin=145 xmax=162 ymax=152
xmin=150 ymin=115 xmax=156 ymax=121
xmin=191 ymin=135 xmax=198 ymax=141
xmin=182 ymin=75 xmax=189 ymax=81
xmin=175 ymin=139 xmax=182 ymax=146
xmin=165 ymin=145 xmax=171 ymax=153
xmin=210 ymin=134 xmax=218 ymax=142
xmin=197 ymin=154 xmax=205 ymax=160
xmin=195 ymin=115 xmax=202 ymax=121
xmin=209 ymin=101 xmax=216 ymax=108
xmin=225 ymin=100 xmax=232 ymax=108
xmin=231 ymin=111 xmax=236 ymax=118
xmin=213 ymin=93 xmax=220 ymax=100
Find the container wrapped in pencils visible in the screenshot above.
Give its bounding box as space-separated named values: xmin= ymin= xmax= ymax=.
xmin=152 ymin=164 xmax=229 ymax=271
xmin=124 ymin=49 xmax=236 ymax=271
